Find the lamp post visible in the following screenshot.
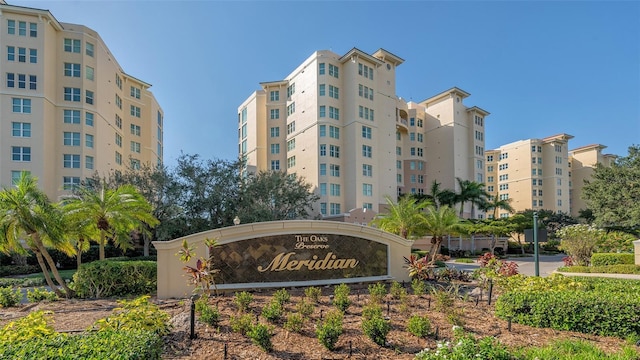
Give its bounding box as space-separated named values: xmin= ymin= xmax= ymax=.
xmin=233 ymin=216 xmax=240 ymax=226
xmin=533 ymin=211 xmax=539 ymax=276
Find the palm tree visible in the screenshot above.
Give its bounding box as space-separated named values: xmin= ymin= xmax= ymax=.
xmin=61 ymin=206 xmax=97 ymax=268
xmin=423 ymin=205 xmax=466 ymax=264
xmin=455 ymin=178 xmax=490 ymax=219
xmin=0 ymin=174 xmax=75 ymax=297
xmin=481 ymin=193 xmax=515 ymax=219
xmin=370 ymin=196 xmax=432 ymax=239
xmin=63 ymin=182 xmax=159 ymax=260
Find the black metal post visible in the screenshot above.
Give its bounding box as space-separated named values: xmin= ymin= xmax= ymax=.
xmin=190 ymin=297 xmax=197 ymax=339
xmin=507 ymin=317 xmax=512 ymax=332
xmin=488 ymin=279 xmax=493 ymax=305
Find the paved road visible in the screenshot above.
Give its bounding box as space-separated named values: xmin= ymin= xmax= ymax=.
xmin=446 ymin=254 xmax=566 ymax=277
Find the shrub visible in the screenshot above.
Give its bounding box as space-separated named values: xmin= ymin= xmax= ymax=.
xmin=454 ymin=258 xmax=474 ymax=263
xmin=415 ymin=328 xmax=511 ymax=360
xmin=234 ymin=291 xmax=253 ymax=312
xmin=284 ymin=312 xmax=304 ymax=333
xmin=559 ymin=264 xmax=640 ymax=274
xmin=196 ymin=297 xmax=220 ymax=326
xmin=26 ymin=287 xmax=58 ymax=303
xmin=361 ymin=303 xmax=383 ymax=321
xmin=407 ymin=315 xmax=431 ymax=338
xmin=295 ymin=298 xmax=314 ymax=317
xmin=597 ymin=230 xmax=636 ymax=253
xmin=362 ymin=312 xmax=390 ymax=347
xmin=316 ymin=310 xmax=343 ymax=350
xmin=591 ymin=253 xmax=635 ymax=266
xmin=304 ymin=286 xmax=321 ymax=303
xmin=247 ymin=323 xmax=273 ymax=352
xmin=261 ymin=299 xmax=283 ymax=323
xmin=333 ymin=283 xmax=351 ymax=313
xmin=72 ymin=260 xmax=156 ymax=298
xmin=557 ymin=224 xmax=606 ymax=266
xmin=368 ymin=282 xmax=387 ymax=303
xmin=230 ymin=313 xmax=253 ymax=334
xmin=0 ymin=265 xmax=41 ymax=277
xmin=411 ymin=278 xmax=428 ymax=296
xmin=516 ymin=339 xmax=640 ymax=360
xmin=0 ymin=286 xmax=22 ymax=307
xmin=273 ymin=288 xmax=291 ymax=305
xmin=431 ymin=288 xmax=454 ymax=312
xmin=92 ymin=296 xmax=170 ymax=336
xmin=0 ymin=310 xmax=56 ymax=342
xmin=389 ymin=281 xmax=406 ymax=300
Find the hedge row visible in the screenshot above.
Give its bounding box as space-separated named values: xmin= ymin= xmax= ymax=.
xmin=72 ymin=260 xmax=156 ymax=298
xmin=495 ymin=283 xmax=640 ymax=338
xmin=0 ymin=329 xmax=162 ymax=360
xmin=591 ymin=253 xmax=635 ymax=266
xmin=559 ymin=264 xmax=640 ymax=274
xmin=0 ymin=265 xmax=41 ymax=277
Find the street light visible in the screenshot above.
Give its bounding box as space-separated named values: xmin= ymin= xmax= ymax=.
xmin=233 ymin=216 xmax=240 ymax=226
xmin=533 ymin=212 xmax=539 ymax=276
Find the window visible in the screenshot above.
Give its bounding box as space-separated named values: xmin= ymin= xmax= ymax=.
xmin=555 ymin=156 xmax=562 ymax=164
xmin=29 ymin=48 xmax=37 ymax=63
xmin=397 ymin=160 xmax=402 ymax=169
xmin=499 ymin=174 xmax=508 ymax=181
xmin=7 ymin=20 xmax=15 ymax=34
xmin=410 ymin=118 xmax=415 ymax=126
xmin=115 ymin=115 xmax=122 ymax=129
xmin=555 ymin=144 xmax=562 ymax=152
xmin=12 ymin=147 xmax=31 ymax=161
xmin=130 ymin=158 xmax=141 ymax=170
xmin=115 ymin=74 xmax=122 ymax=89
xmin=130 ymin=105 xmax=141 ymax=117
xmin=319 ymin=125 xmax=326 ymax=137
xmin=474 ymin=115 xmax=484 ymax=126
xmin=410 ymin=148 xmax=416 ymax=156
xmin=64 ymin=63 xmax=81 ymax=77
xmin=6 ymin=73 xmax=14 ymax=87
xmin=556 ymin=178 xmax=561 ymax=186
xmin=131 ymin=86 xmax=141 ymax=99
xmin=556 ymin=168 xmax=562 ymax=175
xmin=329 ymin=85 xmax=339 ymax=99
xmin=319 ymin=84 xmax=325 ymax=96
xmin=63 ymin=177 xmax=80 ymax=190
xmin=85 ymin=90 xmax=94 ymax=105
xmin=362 ymin=145 xmax=372 ymax=158
xmin=29 ymin=75 xmax=36 ymax=90
xmin=287 ymin=139 xmax=295 ymax=151
xmin=17 ymin=74 xmax=25 ymax=89
xmin=410 ymin=174 xmax=416 ymax=183
xmin=270 ymin=144 xmax=280 ymax=154
xmin=557 ymin=189 xmax=562 ymax=196
xmin=270 ymin=109 xmax=280 ymax=119
xmin=499 ymin=193 xmax=509 ymax=200
xmin=396 ymin=146 xmax=401 ymax=156
xmin=488 ymin=176 xmax=494 ymax=183
xmin=115 ymin=94 xmax=122 ymax=109
xmin=320 ymin=203 xmax=327 ymax=215
xmin=319 ymin=105 xmax=326 ymax=118
xmin=363 ymin=203 xmax=373 ymax=210
xmin=64 ymin=87 xmax=81 ymax=102
xmin=64 ymin=38 xmax=81 ymax=53
xmin=271 ymin=160 xmax=280 ymax=170
xmin=131 ymin=141 xmax=141 ymax=153
xmin=363 ymin=183 xmax=373 ymax=196
xmin=115 ymin=133 xmax=122 ymax=147
xmin=319 ymin=63 xmax=325 ymax=75
xmin=358 ymin=84 xmax=374 ymax=100
xmin=329 ymin=145 xmax=340 ymax=158
xmin=63 ymin=154 xmax=80 ymax=168
xmin=475 ymin=130 xmax=484 ymax=141
xmin=330 ymin=203 xmax=341 ymax=215
xmin=487 ymin=186 xmax=494 ymax=192
xmin=7 ymin=46 xmax=15 ymax=61
xmin=328 ymin=64 xmax=339 ymax=78
xmin=17 ymin=47 xmax=25 ymax=62
xmin=269 ymin=90 xmax=280 ymax=101
xmin=557 ymin=199 xmax=562 ymax=207
xmin=330 ymin=183 xmax=340 ymax=196
xmin=86 ymin=112 xmax=94 ymax=126
xmin=12 ymin=98 xmax=31 ymax=113
xmin=397 ymin=174 xmax=402 ymax=183
xmin=330 ymin=164 xmax=340 ymax=177
xmin=319 ymin=163 xmax=327 ymax=176
xmin=363 ymin=164 xmax=372 ymax=177
xmin=499 ymin=163 xmax=509 ymax=170
xmin=270 ymin=127 xmax=280 ymax=137
xmin=358 ymin=63 xmax=374 ymax=80
xmin=329 ymin=126 xmax=339 ymax=139
xmin=64 ymin=110 xmax=80 ymax=124
xmin=11 ymin=171 xmax=30 ymax=185
xmin=287 ymin=122 xmax=295 ymax=134
xmin=286 ymin=83 xmax=295 ymax=98
xmin=319 ymin=183 xmax=327 ymax=196
xmin=115 ymin=151 xmax=122 ymax=165
xmin=86 ymin=42 xmax=94 ymax=57
xmin=85 ymin=156 xmax=94 ymax=170
xmin=287 ymin=102 xmax=295 ymax=115
xmin=63 ymin=132 xmax=81 ymax=146
xmin=287 ymin=156 xmax=296 ymax=168
xmin=537 ymin=146 xmax=542 ymax=152
xmin=130 ymin=124 xmax=141 ymax=136
xmin=362 ymin=126 xmax=372 ymax=139
xmin=499 ymin=184 xmax=509 ymax=191
xmin=538 ymin=190 xmax=543 ymax=196
xmin=329 ymin=106 xmax=339 ymax=120
xmin=18 ymin=21 xmax=26 ymax=36
xmin=475 ymin=145 xmax=484 ymax=156
xmin=85 ymin=134 xmax=94 ymax=148
xmin=12 ymin=122 xmax=31 ymax=137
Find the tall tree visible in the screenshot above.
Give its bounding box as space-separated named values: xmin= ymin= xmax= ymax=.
xmin=237 ymin=170 xmax=320 ymax=223
xmin=455 ymin=178 xmax=490 ymax=219
xmin=422 ymin=205 xmax=466 ymax=263
xmin=425 ymin=180 xmax=446 ymax=209
xmin=63 ymin=183 xmax=159 ymax=260
xmin=582 ymin=145 xmax=640 ymax=233
xmin=0 ymin=174 xmax=75 ymax=297
xmin=370 ymin=196 xmax=432 ymax=239
xmin=481 ymin=193 xmax=514 ymax=219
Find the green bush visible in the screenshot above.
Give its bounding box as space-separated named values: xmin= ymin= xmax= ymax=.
xmin=273 ymin=288 xmax=291 ymax=305
xmin=389 ymin=281 xmax=406 ymax=300
xmin=0 ymin=311 xmax=56 ymax=342
xmin=0 ymin=265 xmax=41 ymax=277
xmin=72 ymin=260 xmax=156 ymax=298
xmin=361 ymin=303 xmax=383 ymax=321
xmin=295 ymin=298 xmax=314 ymax=317
xmin=591 ymin=253 xmax=635 ymax=266
xmin=515 ymin=339 xmax=640 ymax=360
xmin=195 ymin=297 xmax=220 ymax=326
xmin=304 ymin=286 xmax=321 ymax=303
xmin=247 ymin=323 xmax=273 ymax=352
xmin=411 ymin=278 xmax=427 ymax=296
xmin=407 ymin=315 xmax=431 ymax=338
xmin=0 ymin=287 xmax=22 ymax=307
xmin=454 ymin=258 xmax=474 ymax=263
xmin=559 ymin=264 xmax=640 ymax=274
xmin=415 ymin=328 xmax=511 ymax=360
xmin=368 ymin=282 xmax=387 ymax=303
xmin=92 ymin=296 xmax=170 ymax=336
xmin=362 ymin=313 xmax=390 ymax=346
xmin=26 ymin=288 xmax=58 ymax=303
xmin=230 ymin=313 xmax=253 ymax=335
xmin=261 ymin=299 xmax=283 ymax=323
xmin=333 ymin=283 xmax=351 ymax=313
xmin=316 ymin=309 xmax=343 ymax=350
xmin=284 ymin=312 xmax=304 ymax=333
xmin=234 ymin=291 xmax=253 ymax=312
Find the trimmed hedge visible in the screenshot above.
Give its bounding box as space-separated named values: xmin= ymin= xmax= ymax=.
xmin=591 ymin=253 xmax=635 ymax=266
xmin=496 ymin=278 xmax=640 ymax=338
xmin=72 ymin=260 xmax=156 ymax=298
xmin=0 ymin=330 xmax=162 ymax=360
xmin=0 ymin=265 xmax=41 ymax=277
xmin=558 ymin=264 xmax=640 ymax=274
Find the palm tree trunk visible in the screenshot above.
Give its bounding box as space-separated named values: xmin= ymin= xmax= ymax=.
xmin=429 ymin=237 xmax=443 ymax=264
xmin=34 ymin=239 xmax=75 ymax=297
xmin=99 ymin=230 xmax=106 ymax=260
xmin=76 ymin=238 xmax=83 ymax=269
xmin=33 ymin=250 xmax=64 ymax=298
xmin=143 ymin=231 xmax=149 ymax=257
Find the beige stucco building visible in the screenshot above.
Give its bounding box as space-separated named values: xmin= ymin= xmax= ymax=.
xmin=238 ymin=48 xmax=488 ymax=220
xmin=0 ymin=1 xmax=163 ymax=200
xmin=568 ymin=144 xmax=616 ymax=218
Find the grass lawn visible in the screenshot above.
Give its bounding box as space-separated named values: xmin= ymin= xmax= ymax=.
xmin=23 ymin=269 xmax=76 ymax=281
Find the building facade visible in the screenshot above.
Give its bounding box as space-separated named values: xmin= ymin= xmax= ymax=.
xmin=238 ymin=48 xmax=487 ymax=220
xmin=0 ymin=1 xmax=163 ymax=200
xmin=568 ymin=144 xmax=616 ymax=218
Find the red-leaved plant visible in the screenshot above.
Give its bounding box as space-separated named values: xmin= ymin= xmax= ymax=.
xmin=177 ymin=238 xmax=220 ymax=296
xmin=404 ymin=254 xmax=434 ymax=280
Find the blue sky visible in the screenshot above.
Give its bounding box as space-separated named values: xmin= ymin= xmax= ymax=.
xmin=13 ymin=1 xmax=640 ymax=167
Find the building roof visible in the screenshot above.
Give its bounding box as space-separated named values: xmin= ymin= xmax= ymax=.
xmin=0 ymin=1 xmax=63 ymax=31
xmin=259 ymin=80 xmax=289 ymax=89
xmin=339 ymin=47 xmax=385 ymax=66
xmin=372 ymin=48 xmax=404 ymax=65
xmin=466 ymin=106 xmax=491 ymax=116
xmin=569 ymin=143 xmax=607 ymax=154
xmin=542 ymin=133 xmax=574 ymax=143
xmin=419 ymin=87 xmax=471 ymax=105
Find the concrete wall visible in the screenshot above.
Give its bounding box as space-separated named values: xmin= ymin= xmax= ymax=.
xmin=635 ymin=239 xmax=640 ymax=266
xmin=153 ymin=220 xmax=413 ymax=299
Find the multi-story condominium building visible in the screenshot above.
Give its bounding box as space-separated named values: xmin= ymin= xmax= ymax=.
xmin=238 ymin=48 xmax=487 ymax=220
xmin=568 ymin=144 xmax=616 ymax=218
xmin=485 ymin=134 xmax=573 ymax=217
xmin=0 ymin=1 xmax=163 ymax=200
